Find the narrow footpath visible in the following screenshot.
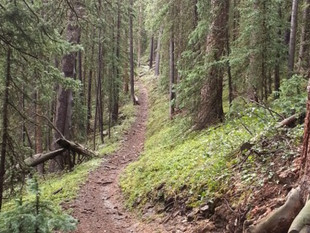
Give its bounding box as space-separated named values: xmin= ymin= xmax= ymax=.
xmin=72 ymin=81 xmax=167 ymax=233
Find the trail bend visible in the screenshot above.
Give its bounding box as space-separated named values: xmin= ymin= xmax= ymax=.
xmin=72 ymin=81 xmax=167 ymax=233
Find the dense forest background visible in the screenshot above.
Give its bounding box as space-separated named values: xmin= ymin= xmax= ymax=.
xmin=1 ymin=0 xmax=310 ymax=232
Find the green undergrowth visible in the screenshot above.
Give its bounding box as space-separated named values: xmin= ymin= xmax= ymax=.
xmin=3 ymin=96 xmax=137 ymax=212
xmin=98 ymin=101 xmax=136 ymax=155
xmin=120 ymin=71 xmax=302 ymax=211
xmin=3 ymin=159 xmax=101 ymax=212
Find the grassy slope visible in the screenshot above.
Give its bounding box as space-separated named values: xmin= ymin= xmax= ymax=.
xmin=120 ymin=71 xmax=303 ymax=212
xmin=3 ymin=98 xmax=137 ymax=211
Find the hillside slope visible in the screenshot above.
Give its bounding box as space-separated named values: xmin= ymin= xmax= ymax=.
xmin=120 ymin=68 xmax=304 ymax=232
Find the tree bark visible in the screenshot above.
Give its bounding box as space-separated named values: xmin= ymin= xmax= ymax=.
xmin=50 ymin=2 xmax=82 ymax=171
xmin=112 ymin=0 xmax=121 ymax=123
xmin=35 ymin=91 xmax=44 ymax=174
xmin=275 ymin=54 xmax=281 ymax=92
xmin=226 ymin=14 xmax=233 ymax=106
xmin=95 ymin=0 xmax=104 ymax=145
xmin=0 ymin=48 xmax=11 ymax=211
xmin=169 ymin=30 xmax=176 ymax=119
xmin=94 ymin=27 xmax=104 ymax=146
xmin=87 ymin=35 xmax=95 ymax=134
xmin=137 ymin=0 xmax=142 ymax=67
xmin=274 ymin=5 xmax=283 ymax=93
xmin=288 ymin=0 xmax=299 ymax=77
xmin=149 ymin=36 xmax=154 ymax=69
xmin=300 ymin=78 xmax=310 ymax=200
xmin=129 ymin=0 xmax=136 ymax=105
xmin=298 ymin=0 xmax=310 ymax=74
xmin=56 ymin=138 xmax=97 ymax=157
xmin=25 ymin=138 xmax=97 ymax=168
xmin=25 ymin=149 xmax=66 ymax=167
xmin=195 ymin=0 xmax=228 ymax=130
xmin=155 ymin=27 xmax=163 ymax=77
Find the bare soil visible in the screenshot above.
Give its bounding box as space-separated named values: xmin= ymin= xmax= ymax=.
xmin=71 ymin=82 xmax=167 ymax=233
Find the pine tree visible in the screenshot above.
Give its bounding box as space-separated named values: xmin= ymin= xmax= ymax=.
xmin=0 ymin=178 xmax=77 ymax=233
xmin=195 ymin=0 xmax=229 ymax=129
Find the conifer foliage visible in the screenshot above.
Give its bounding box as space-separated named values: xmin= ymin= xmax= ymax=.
xmin=0 ymin=179 xmax=77 ymax=233
xmin=2 ymin=0 xmax=310 ymax=231
xmin=0 ymin=0 xmax=137 ymax=210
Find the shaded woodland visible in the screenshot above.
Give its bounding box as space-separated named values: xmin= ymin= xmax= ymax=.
xmin=1 ymin=0 xmax=310 ymax=232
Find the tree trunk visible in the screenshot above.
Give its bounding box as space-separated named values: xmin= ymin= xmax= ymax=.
xmin=155 ymin=27 xmax=163 ymax=77
xmin=195 ymin=0 xmax=228 ymax=130
xmin=87 ymin=37 xmax=94 ymax=134
xmin=95 ymin=0 xmax=104 ymax=145
xmin=137 ymin=0 xmax=142 ymax=67
xmin=78 ymin=49 xmax=83 ymax=83
xmin=274 ymin=6 xmax=282 ymax=93
xmin=35 ymin=91 xmax=44 ymax=174
xmin=288 ymin=0 xmax=299 ymax=77
xmin=149 ymin=36 xmax=154 ymax=69
xmin=300 ymin=77 xmax=310 ymax=200
xmin=226 ymin=14 xmax=233 ymax=106
xmin=0 ymin=48 xmax=11 ymax=211
xmin=50 ymin=2 xmax=82 ymax=172
xmin=22 ymin=85 xmax=26 ymax=146
xmin=112 ymin=0 xmax=121 ymax=123
xmin=298 ymin=0 xmax=310 ymax=74
xmin=169 ymin=30 xmax=176 ymax=119
xmin=129 ymin=0 xmax=136 ymax=105
xmin=123 ymin=54 xmax=129 ymax=94
xmin=274 ymin=62 xmax=280 ymax=92
xmin=95 ymin=28 xmax=104 ymax=144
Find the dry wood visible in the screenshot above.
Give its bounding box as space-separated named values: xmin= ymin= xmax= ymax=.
xmin=56 ymin=138 xmax=97 ymax=157
xmin=24 ymin=138 xmax=97 ymax=167
xmin=277 ymin=114 xmax=298 ymax=128
xmin=25 ymin=148 xmax=66 ymax=167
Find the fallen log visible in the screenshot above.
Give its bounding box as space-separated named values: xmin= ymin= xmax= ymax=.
xmin=246 ymin=187 xmax=303 ymax=233
xmin=277 ymin=114 xmax=298 ymax=128
xmin=24 ymin=139 xmax=97 ymax=167
xmin=24 ymin=148 xmax=66 ymax=167
xmin=56 ymin=138 xmax=97 ymax=157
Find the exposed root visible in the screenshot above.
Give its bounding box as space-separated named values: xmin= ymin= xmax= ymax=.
xmin=289 ymin=199 xmax=310 ymax=232
xmin=246 ymin=187 xmax=303 ymax=233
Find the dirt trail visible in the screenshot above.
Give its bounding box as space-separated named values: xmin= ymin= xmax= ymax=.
xmin=72 ymin=81 xmax=167 ymax=233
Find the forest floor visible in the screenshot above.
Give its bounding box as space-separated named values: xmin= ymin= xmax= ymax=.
xmin=70 ymin=81 xmax=168 ymax=233
xmin=69 ymin=73 xmax=303 ymax=233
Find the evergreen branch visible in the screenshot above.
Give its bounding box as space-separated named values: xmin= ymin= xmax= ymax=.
xmin=10 ymin=79 xmax=40 ymax=104
xmin=64 ymin=0 xmax=82 ymax=23
xmin=249 ymin=99 xmax=284 ymax=120
xmin=7 ymin=101 xmax=65 ymax=140
xmin=36 ymin=114 xmax=65 ymax=139
xmin=0 ymin=35 xmax=39 ymax=59
xmin=21 ymin=0 xmax=40 ymax=23
xmin=0 ymin=3 xmax=6 ymax=10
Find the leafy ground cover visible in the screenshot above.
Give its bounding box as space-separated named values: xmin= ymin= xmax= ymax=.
xmin=120 ymin=71 xmax=305 ymax=231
